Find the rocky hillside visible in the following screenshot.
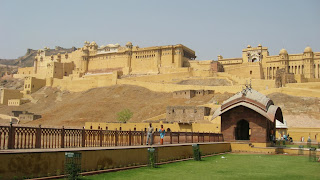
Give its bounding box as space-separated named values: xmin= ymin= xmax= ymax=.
xmin=267 ymin=93 xmax=320 ymax=128
xmin=0 ymin=85 xmax=221 ymax=127
xmin=0 ymin=46 xmax=77 ymax=68
xmin=0 ymin=79 xmax=319 ymax=129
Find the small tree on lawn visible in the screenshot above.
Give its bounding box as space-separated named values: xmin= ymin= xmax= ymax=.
xmin=117 ymin=109 xmax=133 ymax=123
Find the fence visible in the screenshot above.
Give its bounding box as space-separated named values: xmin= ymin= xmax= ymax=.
xmin=0 ymin=124 xmax=223 ymax=150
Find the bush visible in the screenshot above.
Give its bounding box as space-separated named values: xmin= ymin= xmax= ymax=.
xmin=66 ymin=162 xmax=81 ymax=180
xmin=116 ymin=109 xmax=133 ymax=123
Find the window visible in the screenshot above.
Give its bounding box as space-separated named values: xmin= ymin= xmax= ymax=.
xmin=250 ymin=71 xmax=252 ymax=75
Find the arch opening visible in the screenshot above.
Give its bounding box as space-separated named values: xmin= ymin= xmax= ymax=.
xmin=235 ymin=119 xmax=250 ymax=140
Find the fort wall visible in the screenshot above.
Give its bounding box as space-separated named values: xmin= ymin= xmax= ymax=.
xmin=125 ymin=72 xmax=191 ymax=83
xmin=117 ymin=79 xmax=243 ymax=93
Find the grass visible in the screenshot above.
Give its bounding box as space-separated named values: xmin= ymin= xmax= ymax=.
xmin=81 ymin=154 xmax=320 ymax=180
xmin=284 ymin=144 xmax=318 ymax=148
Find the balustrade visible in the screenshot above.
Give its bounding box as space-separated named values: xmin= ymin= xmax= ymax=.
xmin=0 ymin=124 xmax=223 ymax=150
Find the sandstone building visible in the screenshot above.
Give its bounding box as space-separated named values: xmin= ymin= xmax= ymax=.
xmin=166 ymin=106 xmax=211 ymax=123
xmin=17 ymin=41 xmax=197 ymax=79
xmin=218 ymin=45 xmax=320 ymax=81
xmin=173 ymin=90 xmax=214 ymax=99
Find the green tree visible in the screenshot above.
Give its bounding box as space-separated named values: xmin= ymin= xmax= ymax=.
xmin=117 ymin=109 xmax=133 ymax=123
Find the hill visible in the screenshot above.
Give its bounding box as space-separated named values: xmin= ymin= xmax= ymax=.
xmin=0 ymin=80 xmax=319 ymax=129
xmin=267 ymin=93 xmax=320 ymax=128
xmin=0 ymin=46 xmax=77 ymax=68
xmin=0 ymin=85 xmax=227 ymax=127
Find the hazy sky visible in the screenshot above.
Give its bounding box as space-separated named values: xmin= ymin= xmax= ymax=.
xmin=0 ymin=0 xmax=319 ymax=60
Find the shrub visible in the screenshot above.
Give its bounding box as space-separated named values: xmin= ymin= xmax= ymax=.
xmin=66 ymin=162 xmax=81 ymax=180
xmin=116 ymin=109 xmax=133 ymax=123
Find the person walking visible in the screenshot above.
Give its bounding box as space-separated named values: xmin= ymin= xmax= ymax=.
xmin=159 ymin=125 xmax=165 ymax=145
xmin=146 ymin=123 xmax=154 ymax=145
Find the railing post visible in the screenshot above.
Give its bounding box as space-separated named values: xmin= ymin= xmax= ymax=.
xmin=8 ymin=123 xmax=15 ymax=149
xmin=152 ymin=131 xmax=155 ymax=145
xmin=177 ymin=131 xmax=180 ymax=144
xmin=170 ymin=131 xmax=172 ymax=144
xmin=191 ymin=131 xmax=193 ymax=143
xmin=185 ymin=132 xmax=187 ymax=143
xmin=203 ymin=131 xmax=205 ymax=142
xmin=99 ymin=128 xmax=103 ymax=147
xmin=140 ymin=131 xmax=144 ymax=145
xmin=115 ymin=129 xmax=118 ymax=146
xmin=209 ymin=133 xmax=211 ymax=142
xmin=217 ymin=134 xmax=220 ymax=142
xmin=35 ymin=125 xmax=41 ymax=149
xmin=198 ymin=131 xmax=200 ymax=143
xmin=129 ymin=129 xmax=132 ymax=146
xmin=82 ymin=127 xmax=86 ymax=147
xmin=61 ymin=126 xmax=65 ymax=148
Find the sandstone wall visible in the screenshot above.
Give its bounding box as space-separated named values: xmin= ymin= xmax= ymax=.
xmin=0 ymin=89 xmax=24 ymax=105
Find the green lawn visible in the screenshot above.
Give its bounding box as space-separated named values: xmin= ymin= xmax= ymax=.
xmin=284 ymin=144 xmax=318 ymax=148
xmin=81 ymin=154 xmax=320 ymax=180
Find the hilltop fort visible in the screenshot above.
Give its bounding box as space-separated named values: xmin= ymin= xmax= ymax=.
xmin=0 ymin=42 xmax=319 ymax=140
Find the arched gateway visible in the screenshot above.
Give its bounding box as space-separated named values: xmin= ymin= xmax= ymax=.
xmin=236 ymin=119 xmax=250 ymax=140
xmin=212 ymin=86 xmax=283 ymax=143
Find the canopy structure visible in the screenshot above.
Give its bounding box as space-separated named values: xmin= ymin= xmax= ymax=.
xmin=212 ymin=86 xmax=284 ymax=142
xmin=212 ymin=87 xmax=283 ymax=124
